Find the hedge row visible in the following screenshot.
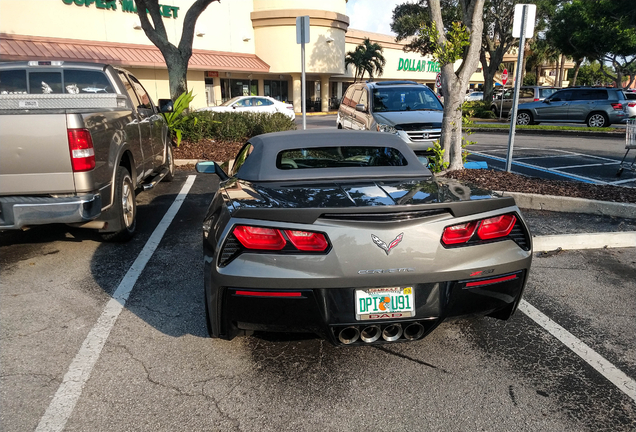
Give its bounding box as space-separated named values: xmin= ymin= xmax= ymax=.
xmin=462 ymin=101 xmax=496 ymax=119
xmin=180 ymin=111 xmax=297 ymax=143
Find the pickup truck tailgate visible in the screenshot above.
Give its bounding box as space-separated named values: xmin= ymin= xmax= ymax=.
xmin=0 ymin=114 xmax=75 ymax=195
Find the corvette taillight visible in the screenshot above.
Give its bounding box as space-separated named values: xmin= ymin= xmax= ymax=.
xmin=231 ymin=225 xmax=329 ymax=252
xmin=441 ymin=221 xmax=478 ymax=245
xmin=477 ymin=214 xmax=517 ymax=240
xmin=442 ymin=213 xmax=518 ymax=246
xmin=233 ymin=226 xmax=286 ymax=250
xmin=284 ymin=230 xmax=329 ymax=251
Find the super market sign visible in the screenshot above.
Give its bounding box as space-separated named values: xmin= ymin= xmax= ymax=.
xmin=61 ymin=0 xmax=179 ymax=18
xmin=398 ymin=58 xmax=440 ymax=73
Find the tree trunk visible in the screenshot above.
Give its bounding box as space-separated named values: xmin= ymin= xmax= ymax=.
xmin=555 ymin=56 xmax=562 ymax=87
xmin=559 ymin=55 xmax=566 ymax=86
xmin=164 ymin=50 xmax=189 ymax=100
xmin=430 ymin=0 xmax=484 ymax=172
xmin=570 ymin=60 xmax=582 ymax=87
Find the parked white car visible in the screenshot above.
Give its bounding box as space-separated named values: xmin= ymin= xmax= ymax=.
xmin=198 ymin=96 xmax=295 ymax=120
xmin=465 ymin=91 xmax=483 ymax=102
xmin=625 ymin=92 xmax=636 ymax=118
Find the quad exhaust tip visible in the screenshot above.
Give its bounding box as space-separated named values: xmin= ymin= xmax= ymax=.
xmin=403 ymin=322 xmax=425 ymax=340
xmin=360 ymin=325 xmax=381 ymax=343
xmin=338 ymin=326 xmax=360 ymax=345
xmin=382 ymin=324 xmax=403 ymax=342
xmin=337 ymin=322 xmax=426 ymax=344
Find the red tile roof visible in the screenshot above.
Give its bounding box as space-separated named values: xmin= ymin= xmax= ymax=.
xmin=0 ymin=34 xmax=270 ymax=72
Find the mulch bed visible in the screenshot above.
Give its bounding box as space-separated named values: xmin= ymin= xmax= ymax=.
xmin=173 ymin=139 xmax=243 ymax=162
xmin=173 ymin=140 xmax=635 ymax=204
xmin=445 ymin=169 xmax=636 ymax=204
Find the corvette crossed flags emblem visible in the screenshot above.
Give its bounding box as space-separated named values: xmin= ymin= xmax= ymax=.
xmin=371 ymin=233 xmax=404 ymax=255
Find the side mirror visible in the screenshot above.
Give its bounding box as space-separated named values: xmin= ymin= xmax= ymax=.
xmin=158 ymin=99 xmax=174 ymax=113
xmin=355 ymin=103 xmax=366 ymax=112
xmin=196 ymin=161 xmax=229 ymax=181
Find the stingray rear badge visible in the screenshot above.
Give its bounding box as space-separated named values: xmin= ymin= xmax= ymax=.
xmin=371 ymin=233 xmax=404 ymax=255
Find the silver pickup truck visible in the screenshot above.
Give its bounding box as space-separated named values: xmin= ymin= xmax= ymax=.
xmin=0 ymin=61 xmax=175 ymax=241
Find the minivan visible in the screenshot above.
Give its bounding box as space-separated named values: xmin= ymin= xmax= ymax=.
xmin=337 ymin=81 xmax=443 ymax=159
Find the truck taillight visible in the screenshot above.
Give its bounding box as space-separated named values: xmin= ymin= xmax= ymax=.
xmin=67 ymin=129 xmax=95 ymax=172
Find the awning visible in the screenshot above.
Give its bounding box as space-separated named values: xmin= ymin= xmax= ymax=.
xmin=0 ymin=34 xmax=270 ymax=73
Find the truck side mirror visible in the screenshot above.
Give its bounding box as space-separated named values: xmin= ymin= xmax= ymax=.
xmin=158 ymin=99 xmax=174 ymax=113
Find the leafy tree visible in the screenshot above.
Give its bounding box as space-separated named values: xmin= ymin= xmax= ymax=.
xmin=547 ymin=0 xmax=636 ymax=88
xmin=344 ymin=38 xmax=387 ymax=82
xmin=391 ymin=0 xmax=485 ymax=171
xmin=134 ymin=0 xmax=219 ymax=100
xmin=574 ymin=61 xmax=614 ymax=87
xmin=479 ymin=0 xmax=519 ymax=104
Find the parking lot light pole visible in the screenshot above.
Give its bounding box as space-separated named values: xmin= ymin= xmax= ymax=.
xmin=506 ymin=4 xmax=536 ymax=172
xmin=506 ymin=6 xmax=527 ymax=172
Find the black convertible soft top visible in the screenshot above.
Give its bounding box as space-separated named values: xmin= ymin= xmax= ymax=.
xmin=236 ymin=130 xmax=432 ymax=182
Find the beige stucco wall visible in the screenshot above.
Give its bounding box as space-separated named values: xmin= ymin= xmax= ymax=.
xmin=252 ymin=1 xmax=348 ymax=74
xmin=254 ymin=25 xmax=346 ymax=74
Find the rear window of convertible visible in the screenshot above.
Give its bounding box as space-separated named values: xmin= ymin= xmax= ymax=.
xmin=276 ymin=146 xmax=408 ymax=169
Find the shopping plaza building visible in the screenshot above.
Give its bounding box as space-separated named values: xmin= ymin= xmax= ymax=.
xmin=0 ymin=0 xmax=566 ymax=111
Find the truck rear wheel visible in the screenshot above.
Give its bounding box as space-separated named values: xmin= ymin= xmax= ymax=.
xmin=102 ymin=165 xmax=136 ymax=242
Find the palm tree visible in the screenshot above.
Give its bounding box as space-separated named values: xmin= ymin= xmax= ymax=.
xmin=345 ymin=38 xmax=386 ymax=82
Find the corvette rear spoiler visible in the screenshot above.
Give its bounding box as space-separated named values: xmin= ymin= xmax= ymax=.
xmin=232 ymin=196 xmax=518 ymax=224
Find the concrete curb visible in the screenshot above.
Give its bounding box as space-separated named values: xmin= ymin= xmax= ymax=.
xmin=533 ymin=232 xmax=636 ymax=251
xmin=176 ymin=159 xmax=205 ymax=166
xmin=497 ymin=191 xmax=636 ymax=220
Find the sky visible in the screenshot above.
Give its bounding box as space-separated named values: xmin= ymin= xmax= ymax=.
xmin=345 ymin=0 xmax=413 ymax=35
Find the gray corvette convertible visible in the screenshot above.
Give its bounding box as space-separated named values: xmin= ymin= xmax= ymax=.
xmin=197 ymin=130 xmax=532 ymax=346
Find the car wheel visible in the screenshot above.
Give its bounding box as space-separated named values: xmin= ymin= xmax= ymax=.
xmin=587 ymin=112 xmax=609 ymax=128
xmin=337 ymin=123 xmax=343 ymax=129
xmin=491 ymin=106 xmax=499 ymax=117
xmin=101 ymin=166 xmax=136 ymax=242
xmin=162 ymin=139 xmax=175 ymax=182
xmin=516 ymin=111 xmax=533 ymax=126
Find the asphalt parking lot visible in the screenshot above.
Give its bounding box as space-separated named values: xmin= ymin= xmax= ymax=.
xmin=1 ymin=171 xmax=635 ymax=432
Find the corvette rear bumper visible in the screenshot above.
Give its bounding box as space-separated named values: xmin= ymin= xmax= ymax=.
xmin=207 ymin=270 xmax=527 ymax=346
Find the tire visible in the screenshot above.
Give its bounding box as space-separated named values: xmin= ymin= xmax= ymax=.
xmin=162 ymin=140 xmax=175 ymax=182
xmin=516 ymin=111 xmax=534 ymax=126
xmin=587 ymin=112 xmax=609 ymax=128
xmin=491 ymin=106 xmax=499 ymax=117
xmin=101 ymin=166 xmax=136 ymax=242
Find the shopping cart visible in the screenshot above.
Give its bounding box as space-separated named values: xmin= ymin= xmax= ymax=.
xmin=617 ymin=118 xmax=636 ymax=177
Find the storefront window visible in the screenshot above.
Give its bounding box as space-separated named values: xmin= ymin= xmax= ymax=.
xmin=264 ymin=80 xmax=289 ymax=103
xmin=220 ymin=79 xmax=257 ymax=102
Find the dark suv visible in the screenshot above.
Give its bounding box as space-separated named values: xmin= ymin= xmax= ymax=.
xmin=491 ymin=85 xmax=559 ymax=117
xmin=515 ymin=87 xmax=629 ymax=127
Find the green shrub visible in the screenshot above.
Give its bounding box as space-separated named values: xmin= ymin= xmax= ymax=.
xmin=462 ymin=101 xmax=496 ymax=119
xmin=162 ymin=90 xmax=197 ymax=146
xmin=180 ymin=111 xmax=297 ymax=143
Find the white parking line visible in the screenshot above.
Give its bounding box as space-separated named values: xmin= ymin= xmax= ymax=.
xmin=35 ymin=175 xmax=197 ymax=432
xmin=552 ymin=162 xmax=620 ymax=169
xmin=519 ymin=300 xmax=636 ymax=404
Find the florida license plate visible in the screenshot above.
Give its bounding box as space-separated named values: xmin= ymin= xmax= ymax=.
xmin=355 ymin=287 xmax=415 ymax=320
